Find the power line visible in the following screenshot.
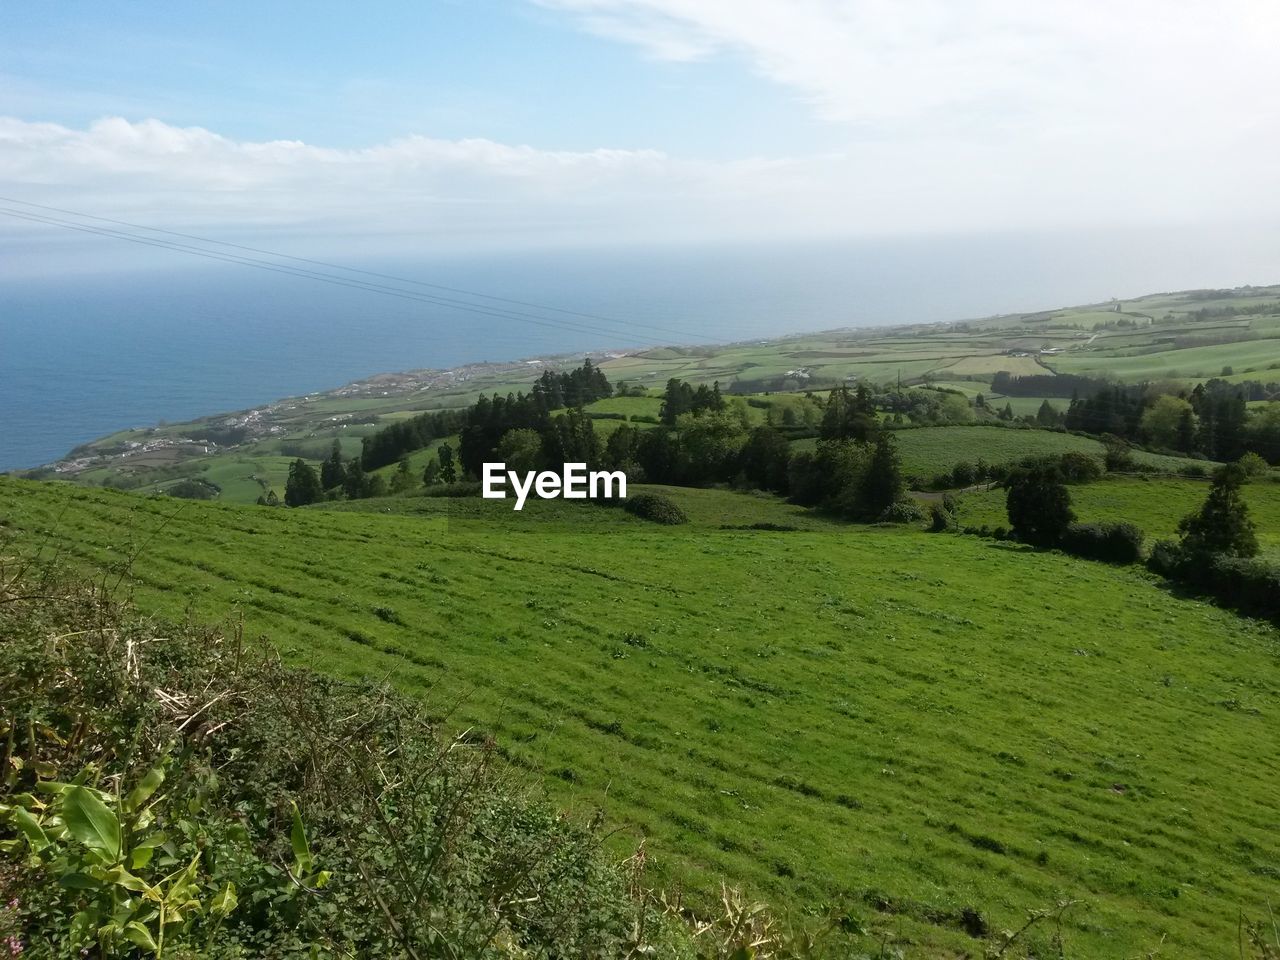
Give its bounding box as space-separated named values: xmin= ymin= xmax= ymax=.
xmin=0 ymin=194 xmax=701 ymax=344
xmin=0 ymin=206 xmax=678 ymax=349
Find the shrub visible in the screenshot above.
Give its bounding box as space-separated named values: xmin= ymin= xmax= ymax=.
xmin=1199 ymin=555 xmax=1280 ymax=620
xmin=1150 ymin=545 xmax=1280 ymax=623
xmin=878 ymin=499 xmax=924 ymax=524
xmin=0 ymin=573 xmax=695 ymax=958
xmin=1147 ymin=539 xmax=1185 ymax=577
xmin=1056 ymin=452 xmax=1104 ymax=484
xmin=1104 ymin=439 xmax=1135 ymax=472
xmin=1237 ymin=452 xmax=1268 ymax=478
xmin=928 ymin=502 xmax=956 ymax=532
xmin=1060 ymin=522 xmax=1145 ymax=564
xmin=623 ymin=492 xmax=689 ymax=525
xmin=165 ymin=478 xmax=220 ymax=500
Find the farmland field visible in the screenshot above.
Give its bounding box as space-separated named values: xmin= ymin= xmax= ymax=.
xmin=1050 ymin=338 xmax=1280 ymax=381
xmin=37 ymin=284 xmax=1280 ymax=506
xmin=2 ymin=476 xmax=1277 ymax=957
xmin=956 ymin=476 xmax=1280 ymax=559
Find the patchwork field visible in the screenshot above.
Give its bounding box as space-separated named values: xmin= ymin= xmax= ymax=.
xmin=39 ymin=284 xmax=1280 ymax=504
xmin=2 ymin=477 xmax=1277 ymax=957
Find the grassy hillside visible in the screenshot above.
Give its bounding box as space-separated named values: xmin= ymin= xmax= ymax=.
xmin=957 ymin=476 xmax=1280 ymax=559
xmin=2 ymin=477 xmax=1277 ymax=957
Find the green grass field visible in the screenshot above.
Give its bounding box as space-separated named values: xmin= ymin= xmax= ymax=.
xmin=2 ymin=476 xmax=1277 ymax=957
xmin=955 ymin=476 xmax=1280 ymax=559
xmin=1051 ymin=338 xmax=1280 ymax=381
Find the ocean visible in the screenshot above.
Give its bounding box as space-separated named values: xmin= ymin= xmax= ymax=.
xmin=3 ymin=227 xmax=1278 ymax=471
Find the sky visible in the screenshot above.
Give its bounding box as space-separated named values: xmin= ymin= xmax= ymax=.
xmin=2 ymin=0 xmax=1279 ymax=273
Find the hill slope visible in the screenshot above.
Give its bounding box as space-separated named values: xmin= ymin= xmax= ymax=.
xmin=2 ymin=477 xmax=1277 ymax=956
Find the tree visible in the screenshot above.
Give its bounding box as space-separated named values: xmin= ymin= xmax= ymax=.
xmin=542 ymin=409 xmax=600 ymax=467
xmin=344 ymin=457 xmax=367 ymax=500
xmin=284 ymin=459 xmax=322 ymax=507
xmin=939 ymin=393 xmax=974 ymax=424
xmin=1177 ymin=463 xmax=1258 ymax=559
xmin=1246 ymin=401 xmax=1280 ymax=463
xmin=858 ymin=432 xmax=904 ymax=517
xmin=676 ymin=411 xmax=748 ymax=485
xmin=1035 ymin=399 xmax=1060 ymax=427
xmin=740 ymin=426 xmax=791 ymax=493
xmin=422 ymin=459 xmax=443 ymax=486
xmin=321 ymin=440 xmax=347 ymax=490
xmin=496 ymin=428 xmax=544 ymax=476
xmin=438 ymin=443 xmax=458 ymax=484
xmin=821 ymin=385 xmax=877 ymax=441
xmin=1006 ymin=463 xmax=1074 ymax=546
xmin=390 ymin=457 xmax=417 ymax=494
xmin=605 ymin=425 xmax=642 ymax=470
xmin=1141 ymin=395 xmax=1195 ymax=450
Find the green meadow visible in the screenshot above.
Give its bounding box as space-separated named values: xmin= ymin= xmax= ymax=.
xmin=957 ymin=475 xmax=1280 ymax=559
xmin=2 ymin=475 xmax=1277 ymax=957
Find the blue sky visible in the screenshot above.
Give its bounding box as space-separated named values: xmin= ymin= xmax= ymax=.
xmin=1 ymin=0 xmax=1278 ymax=267
xmin=0 ymin=0 xmax=828 ymax=157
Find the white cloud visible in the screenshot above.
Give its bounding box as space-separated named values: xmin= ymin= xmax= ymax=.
xmin=0 ymin=75 xmax=1277 ymax=279
xmin=537 ymin=0 xmax=1280 ymax=140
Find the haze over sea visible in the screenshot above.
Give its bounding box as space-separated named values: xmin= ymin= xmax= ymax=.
xmin=3 ymin=225 xmax=1278 ymax=471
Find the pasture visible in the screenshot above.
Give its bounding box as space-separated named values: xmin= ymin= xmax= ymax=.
xmin=956 ymin=475 xmax=1280 ymax=559
xmin=1 ymin=476 xmax=1277 ymax=957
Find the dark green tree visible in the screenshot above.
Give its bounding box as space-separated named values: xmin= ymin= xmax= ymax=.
xmin=284 ymin=459 xmax=322 ymax=507
xmin=321 ymin=440 xmax=347 ymax=490
xmin=1006 ymin=462 xmax=1074 ymax=546
xmin=820 ymin=385 xmax=877 ymax=442
xmin=343 ymin=457 xmax=367 ymax=500
xmin=542 ymin=409 xmax=600 ymax=466
xmin=740 ymin=426 xmax=792 ymax=493
xmin=1176 ymin=409 xmax=1197 ymax=454
xmin=390 ymin=457 xmax=417 ymax=494
xmin=605 ymin=424 xmax=642 ymax=470
xmin=438 ymin=443 xmax=458 ymax=484
xmin=1177 ymin=463 xmax=1259 ymax=558
xmin=858 ymin=432 xmax=905 ymax=516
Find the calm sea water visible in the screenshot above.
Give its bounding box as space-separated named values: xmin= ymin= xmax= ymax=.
xmin=3 ymin=228 xmax=1278 ymax=470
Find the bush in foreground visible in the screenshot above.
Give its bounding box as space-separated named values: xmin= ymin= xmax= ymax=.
xmin=0 ymin=569 xmax=699 ymax=959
